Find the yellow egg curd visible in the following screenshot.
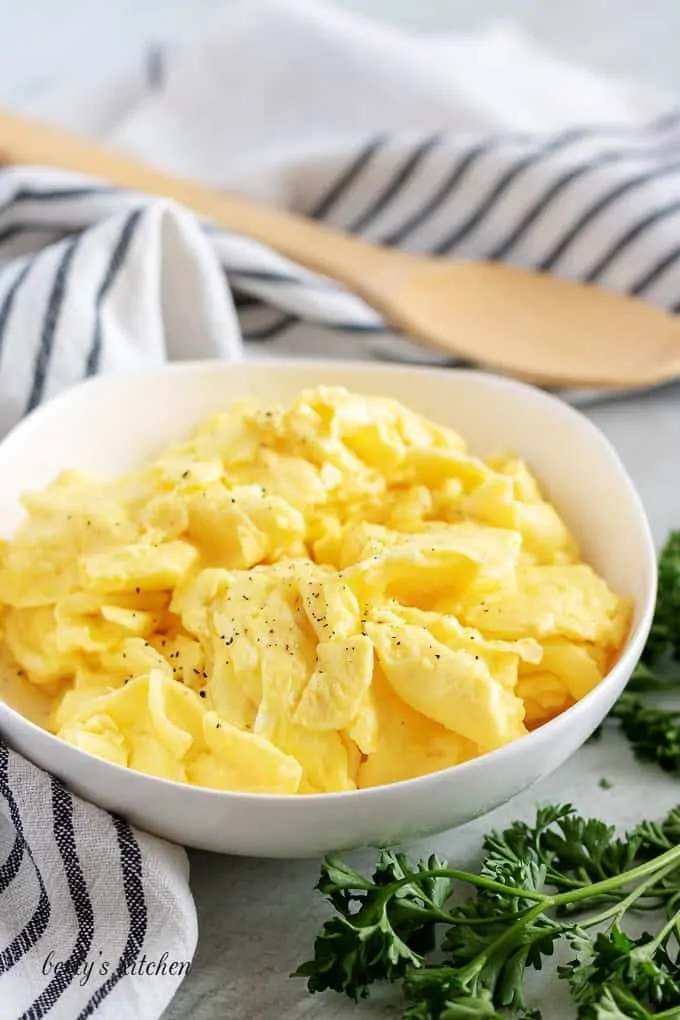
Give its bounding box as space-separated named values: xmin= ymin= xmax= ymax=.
xmin=0 ymin=386 xmax=631 ymax=793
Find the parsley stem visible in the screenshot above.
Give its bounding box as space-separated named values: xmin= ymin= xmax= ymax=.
xmin=549 ymin=842 xmax=680 ymax=909
xmin=648 ymin=1005 xmax=680 ymax=1020
xmin=458 ymin=900 xmax=550 ymax=985
xmin=387 ymin=844 xmax=680 ymax=918
xmin=575 ymin=861 xmax=680 ymax=930
xmin=387 ymin=868 xmax=548 ymax=905
xmin=418 ymin=905 xmax=512 ymax=927
xmin=395 ymin=889 xmax=525 ymax=927
xmin=644 ymin=903 xmax=680 ymax=955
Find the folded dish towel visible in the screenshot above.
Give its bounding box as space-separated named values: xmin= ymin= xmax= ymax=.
xmin=2 ymin=1 xmax=679 ymax=1017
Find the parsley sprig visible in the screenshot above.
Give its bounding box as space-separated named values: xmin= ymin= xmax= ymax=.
xmin=296 ymin=805 xmax=680 ymax=1018
xmin=640 ymin=531 xmax=680 ymax=666
xmin=608 ymin=530 xmax=680 ymax=771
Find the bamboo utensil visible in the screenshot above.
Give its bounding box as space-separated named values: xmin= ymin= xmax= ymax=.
xmin=0 ymin=108 xmax=678 ymax=389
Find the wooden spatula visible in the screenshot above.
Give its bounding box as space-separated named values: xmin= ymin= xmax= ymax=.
xmin=0 ymin=108 xmax=679 ymax=390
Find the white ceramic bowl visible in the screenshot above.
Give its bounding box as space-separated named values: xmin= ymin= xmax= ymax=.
xmin=0 ymin=361 xmax=656 ymax=857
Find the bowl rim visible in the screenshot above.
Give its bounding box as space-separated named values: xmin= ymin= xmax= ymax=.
xmin=0 ymin=358 xmax=658 ymax=805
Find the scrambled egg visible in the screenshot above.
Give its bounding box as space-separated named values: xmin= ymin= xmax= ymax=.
xmin=0 ymin=387 xmax=631 ymax=794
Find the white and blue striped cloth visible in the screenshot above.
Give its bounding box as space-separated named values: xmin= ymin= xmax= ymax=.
xmin=3 ymin=2 xmax=680 ymax=1017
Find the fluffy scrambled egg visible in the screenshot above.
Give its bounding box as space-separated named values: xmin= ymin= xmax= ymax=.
xmin=0 ymin=387 xmax=630 ymax=794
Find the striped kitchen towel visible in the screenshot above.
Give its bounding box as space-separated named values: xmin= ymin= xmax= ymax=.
xmin=3 ymin=1 xmax=680 ymax=1017
xmin=0 ymin=743 xmax=196 ymax=1020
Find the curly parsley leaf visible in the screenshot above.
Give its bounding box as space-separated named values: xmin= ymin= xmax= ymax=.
xmin=561 ymin=924 xmax=680 ymax=1019
xmin=610 ymin=695 xmax=680 ymax=773
xmin=641 ymin=531 xmax=680 ymax=666
xmin=297 ymin=804 xmax=680 ymax=1019
xmin=608 ymin=529 xmax=680 ymax=773
xmin=294 ymin=848 xmax=455 ymax=999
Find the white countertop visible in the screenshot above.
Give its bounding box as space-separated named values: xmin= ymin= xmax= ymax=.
xmin=4 ymin=2 xmax=680 ymax=1017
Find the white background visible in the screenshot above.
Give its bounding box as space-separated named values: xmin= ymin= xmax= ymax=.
xmin=1 ymin=0 xmax=680 ymax=105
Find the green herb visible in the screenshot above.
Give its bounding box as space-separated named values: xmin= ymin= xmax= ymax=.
xmin=640 ymin=531 xmax=680 ymax=666
xmin=295 ymin=804 xmax=680 ymax=1018
xmin=607 ymin=531 xmax=680 ymax=772
xmin=610 ymin=694 xmax=680 ymax=773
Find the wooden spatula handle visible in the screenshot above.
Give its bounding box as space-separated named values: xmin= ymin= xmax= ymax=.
xmin=0 ymin=108 xmax=383 ymax=282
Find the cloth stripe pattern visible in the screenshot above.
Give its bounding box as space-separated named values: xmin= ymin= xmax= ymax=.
xmin=1 ymin=740 xmax=195 ymax=1020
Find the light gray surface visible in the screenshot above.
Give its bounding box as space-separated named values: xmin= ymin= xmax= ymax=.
xmin=4 ymin=2 xmax=680 ymax=1018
